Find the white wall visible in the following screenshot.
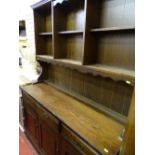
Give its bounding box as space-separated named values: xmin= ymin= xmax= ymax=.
xmin=19 ymin=0 xmax=39 ymax=69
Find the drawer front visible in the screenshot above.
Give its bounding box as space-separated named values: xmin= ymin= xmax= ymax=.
xmin=39 ymin=108 xmax=60 ymax=133
xmin=22 ymin=91 xmax=60 ymax=133
xmin=22 ymin=92 xmax=37 ymax=111
xmin=61 ymin=125 xmax=100 ymax=155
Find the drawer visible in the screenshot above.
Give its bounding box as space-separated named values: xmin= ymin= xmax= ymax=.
xmin=39 ymin=108 xmax=60 ymax=133
xmin=22 ymin=91 xmax=44 ymax=115
xmin=22 ymin=91 xmax=60 ymax=133
xmin=22 ymin=92 xmax=37 ymax=111
xmin=61 ymin=125 xmax=100 ymax=155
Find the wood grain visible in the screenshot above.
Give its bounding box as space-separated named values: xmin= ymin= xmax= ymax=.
xmin=120 ymin=89 xmax=135 ymax=155
xmin=90 ymin=26 xmax=135 ymax=32
xmin=33 ymin=1 xmax=53 ymax=56
xmin=21 ymin=83 xmax=125 ymax=155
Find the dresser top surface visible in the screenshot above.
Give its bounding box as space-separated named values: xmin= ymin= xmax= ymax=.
xmin=21 ymin=82 xmax=125 ymax=155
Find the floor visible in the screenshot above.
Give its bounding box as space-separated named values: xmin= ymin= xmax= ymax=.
xmin=19 ymin=129 xmax=38 ymax=155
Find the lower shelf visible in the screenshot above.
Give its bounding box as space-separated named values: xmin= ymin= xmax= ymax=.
xmin=36 ymin=55 xmax=135 ymax=85
xmin=55 ymin=59 xmax=82 ymax=66
xmin=36 ymin=55 xmax=53 ymax=62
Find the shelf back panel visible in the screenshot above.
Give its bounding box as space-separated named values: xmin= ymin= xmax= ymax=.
xmin=45 ymin=37 xmax=53 ymax=55
xmin=34 ymin=4 xmax=52 ymax=32
xmin=65 ymin=35 xmax=83 ymax=61
xmin=90 ymin=0 xmax=135 ymax=28
xmin=54 ymin=0 xmax=85 ymax=31
xmin=34 ymin=2 xmax=53 ymax=55
xmin=96 ymin=31 xmax=135 ymax=70
xmin=47 ymin=65 xmax=133 ymax=117
xmin=45 ymin=13 xmax=52 ymax=32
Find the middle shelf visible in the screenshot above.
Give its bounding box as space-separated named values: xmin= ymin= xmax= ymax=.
xmin=39 ymin=32 xmax=53 ymax=36
xmin=58 ymin=30 xmax=83 ymax=35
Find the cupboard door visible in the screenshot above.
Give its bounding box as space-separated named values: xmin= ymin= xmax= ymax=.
xmin=24 ymin=105 xmax=40 ymax=146
xmin=60 ymin=138 xmax=81 ymax=155
xmin=40 ymin=122 xmax=59 ymax=155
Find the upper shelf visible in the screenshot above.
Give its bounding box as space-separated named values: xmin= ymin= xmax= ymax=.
xmin=90 ymin=26 xmax=135 ymax=32
xmin=39 ymin=32 xmax=53 ymax=36
xmin=58 ymin=30 xmax=83 ymax=35
xmin=36 ymin=55 xmax=135 ymax=85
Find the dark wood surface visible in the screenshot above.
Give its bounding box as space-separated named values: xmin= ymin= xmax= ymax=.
xmin=61 ymin=124 xmax=99 ymax=155
xmin=60 ymin=138 xmax=81 ymax=155
xmin=83 ymin=0 xmax=135 ymax=72
xmin=37 ymin=56 xmax=135 ymax=84
xmin=39 ymin=32 xmax=53 ymax=36
xmin=58 ymin=30 xmax=83 ymax=35
xmin=33 ymin=0 xmax=135 ymax=82
xmin=90 ymin=26 xmax=135 ymax=32
xmin=53 ymin=0 xmax=85 ymax=63
xmin=23 ymin=100 xmax=40 ymax=151
xmin=22 ymin=90 xmax=99 ymax=155
xmin=31 ymin=0 xmax=135 ymax=154
xmin=45 ymin=65 xmax=133 ymax=119
xmin=120 ymin=89 xmax=135 ymax=155
xmin=39 ymin=120 xmax=59 ymax=155
xmin=34 ymin=1 xmax=53 ymax=56
xmin=21 ymin=83 xmax=125 ymax=155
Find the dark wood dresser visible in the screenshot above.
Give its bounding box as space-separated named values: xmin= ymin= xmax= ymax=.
xmin=21 ymin=0 xmax=135 ymax=154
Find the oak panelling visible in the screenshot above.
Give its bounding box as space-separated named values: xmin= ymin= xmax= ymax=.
xmin=83 ymin=75 xmax=102 ymax=104
xmin=60 ymin=137 xmax=81 ymax=155
xmin=21 ymin=83 xmax=125 ymax=155
xmin=35 ymin=10 xmax=52 ymax=32
xmin=83 ymin=0 xmax=99 ymax=64
xmin=89 ymin=0 xmax=135 ymax=28
xmin=110 ymin=81 xmax=133 ymax=115
xmin=53 ymin=3 xmax=66 ymax=58
xmin=54 ymin=0 xmax=85 ymax=31
xmin=54 ymin=34 xmax=83 ymax=61
xmin=34 ymin=1 xmax=52 ymax=55
xmin=93 ymin=31 xmax=135 ymax=70
xmin=45 ymin=13 xmax=52 ymax=32
xmin=100 ymin=79 xmax=133 ymax=116
xmin=83 ymin=75 xmax=133 ymax=116
xmin=44 ymin=36 xmax=53 ymax=55
xmin=121 ymin=84 xmax=133 ymax=115
xmin=120 ymin=89 xmax=135 ymax=155
xmin=34 ymin=11 xmax=46 ymax=55
xmin=46 ymin=65 xmax=133 ymax=116
xmin=100 ymin=78 xmax=115 ymax=109
xmin=40 ymin=120 xmax=59 ymax=155
xmin=53 ymin=0 xmax=85 ymax=62
xmin=61 ymin=125 xmax=100 ymax=155
xmin=31 ymin=0 xmax=135 ymax=154
xmin=84 ymin=0 xmax=135 ymax=69
xmin=48 ymin=65 xmax=72 ymax=91
xmin=65 ymin=34 xmax=83 ymax=61
xmin=70 ymin=70 xmax=84 ymax=96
